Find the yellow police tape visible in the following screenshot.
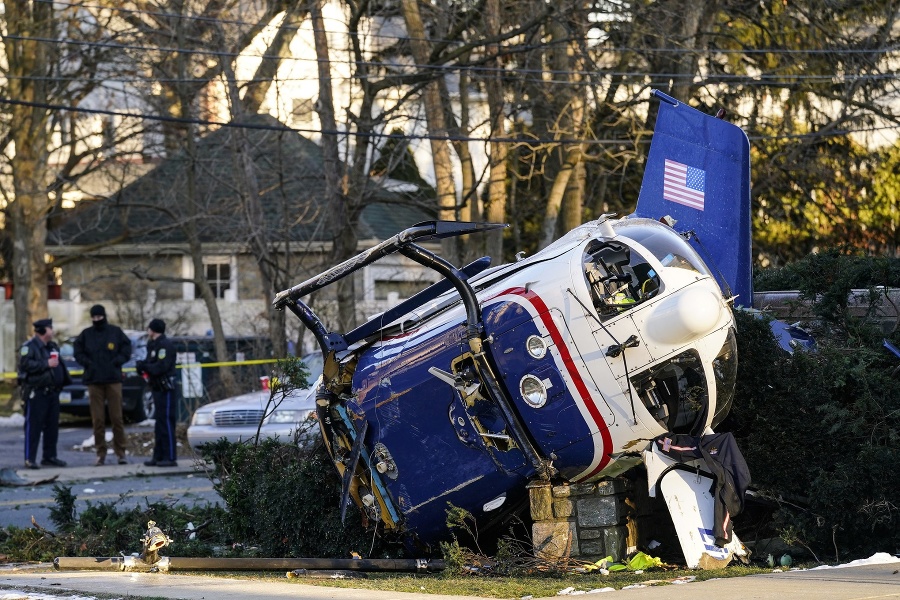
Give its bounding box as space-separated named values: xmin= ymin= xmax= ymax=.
xmin=1 ymin=358 xmax=282 ymax=380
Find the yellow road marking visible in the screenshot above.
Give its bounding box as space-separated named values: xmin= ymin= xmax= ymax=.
xmin=3 ymin=358 xmax=283 ymax=379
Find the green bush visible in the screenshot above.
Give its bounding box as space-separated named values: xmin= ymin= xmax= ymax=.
xmin=0 ymin=436 xmax=394 ymax=562
xmin=731 ymin=251 xmax=900 ymax=559
xmin=755 ymin=246 xmax=900 ymax=294
xmin=200 ymin=437 xmax=393 ymax=558
xmin=0 ymin=526 xmax=69 ymax=562
xmin=191 ymin=354 xmax=394 ymax=558
xmin=0 ymin=485 xmax=225 ymax=560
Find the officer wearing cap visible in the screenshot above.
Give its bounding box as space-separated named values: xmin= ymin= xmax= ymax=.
xmin=18 ymin=319 xmax=71 ymax=469
xmin=136 ymin=318 xmax=178 ymax=467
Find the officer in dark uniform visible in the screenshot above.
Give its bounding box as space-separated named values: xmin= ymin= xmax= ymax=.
xmin=18 ymin=318 xmax=71 ymax=469
xmin=136 ymin=318 xmax=178 ymax=467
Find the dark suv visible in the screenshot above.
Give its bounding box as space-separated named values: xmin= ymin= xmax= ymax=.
xmin=57 ymin=330 xmax=153 ymax=423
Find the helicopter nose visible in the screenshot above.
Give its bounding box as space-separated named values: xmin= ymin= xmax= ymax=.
xmin=644 ymin=286 xmax=723 ymax=345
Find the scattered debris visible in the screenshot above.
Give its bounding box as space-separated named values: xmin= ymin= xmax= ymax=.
xmin=0 ymin=592 xmax=104 ymax=600
xmin=287 ymin=568 xmax=368 ymax=579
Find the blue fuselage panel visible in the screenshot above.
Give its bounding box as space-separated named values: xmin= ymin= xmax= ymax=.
xmin=482 ymin=298 xmax=600 ymax=480
xmin=351 ymin=319 xmax=533 ymax=543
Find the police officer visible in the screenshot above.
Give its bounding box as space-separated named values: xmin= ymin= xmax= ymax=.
xmin=136 ymin=319 xmax=178 ymax=467
xmin=18 ymin=319 xmax=71 ymax=469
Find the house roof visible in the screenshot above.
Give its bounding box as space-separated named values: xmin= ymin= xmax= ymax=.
xmin=48 ymin=114 xmax=435 ymax=250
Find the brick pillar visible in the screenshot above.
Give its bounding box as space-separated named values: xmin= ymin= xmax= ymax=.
xmin=529 ymin=478 xmax=632 ymax=562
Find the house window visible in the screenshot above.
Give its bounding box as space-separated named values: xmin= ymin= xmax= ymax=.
xmin=183 ymin=255 xmax=237 ymax=301
xmin=374 ymin=279 xmax=429 ymax=301
xmin=364 ymin=262 xmax=440 ymax=304
xmin=199 ymin=260 xmax=231 ymax=299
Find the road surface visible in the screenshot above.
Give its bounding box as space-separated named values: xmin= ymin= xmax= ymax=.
xmin=0 ymin=413 xmax=220 ymax=530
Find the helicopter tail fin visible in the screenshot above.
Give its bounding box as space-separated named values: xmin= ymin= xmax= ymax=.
xmin=633 ymin=90 xmax=752 ymax=306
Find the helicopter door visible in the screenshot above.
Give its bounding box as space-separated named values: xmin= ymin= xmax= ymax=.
xmin=592 ymin=314 xmax=655 ymax=380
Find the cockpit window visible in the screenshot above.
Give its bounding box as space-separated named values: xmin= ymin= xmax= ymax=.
xmin=632 ymin=350 xmax=709 ymax=435
xmin=660 ymin=253 xmax=698 ymax=272
xmin=613 ymin=219 xmax=710 ymax=276
xmin=583 ymin=240 xmax=661 ymax=318
xmin=710 ymin=328 xmax=738 ymax=428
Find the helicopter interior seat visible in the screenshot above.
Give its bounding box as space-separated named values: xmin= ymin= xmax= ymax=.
xmin=585 ymin=243 xmax=644 ymax=315
xmin=594 ymin=244 xmax=633 ymax=288
xmin=631 ymin=262 xmax=661 ymax=300
xmin=595 ymin=244 xmax=630 ymax=271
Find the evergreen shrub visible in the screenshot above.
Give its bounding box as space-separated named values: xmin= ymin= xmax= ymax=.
xmin=0 ymin=484 xmax=224 ymax=561
xmin=200 ymin=437 xmax=391 ymax=558
xmin=730 ymin=251 xmax=900 ymax=559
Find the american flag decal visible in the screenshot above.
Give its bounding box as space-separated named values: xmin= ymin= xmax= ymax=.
xmin=664 ymin=159 xmax=705 ymax=210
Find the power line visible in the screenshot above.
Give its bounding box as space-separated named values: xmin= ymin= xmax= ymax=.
xmin=0 ymin=95 xmax=627 ymax=145
xmin=7 ymin=27 xmax=898 ymax=62
xmin=38 ymin=0 xmax=900 ymax=56
xmin=0 ymin=96 xmax=896 ymax=146
xmin=4 ymin=33 xmax=898 ymax=84
xmin=4 ymin=71 xmax=899 ymax=86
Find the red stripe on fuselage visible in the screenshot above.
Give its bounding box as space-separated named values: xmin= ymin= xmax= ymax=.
xmin=498 ymin=287 xmax=612 ymax=478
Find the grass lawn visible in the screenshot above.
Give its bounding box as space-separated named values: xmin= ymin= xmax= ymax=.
xmin=180 ymin=564 xmax=776 ymax=597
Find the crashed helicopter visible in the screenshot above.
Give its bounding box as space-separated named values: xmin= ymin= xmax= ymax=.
xmin=273 ymin=90 xmax=752 ymax=567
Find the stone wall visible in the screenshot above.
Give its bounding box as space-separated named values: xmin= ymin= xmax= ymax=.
xmin=529 ymin=478 xmax=644 ymax=562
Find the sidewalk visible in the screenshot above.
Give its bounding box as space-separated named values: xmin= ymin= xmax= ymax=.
xmin=0 ymin=414 xmax=202 ymax=485
xmin=13 ymin=459 xmax=199 ymax=485
xmin=0 ymin=560 xmax=897 ymax=600
xmin=0 ymin=568 xmax=485 ymax=600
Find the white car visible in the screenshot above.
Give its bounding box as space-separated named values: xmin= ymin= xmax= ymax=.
xmin=187 ymin=355 xmax=323 ymax=448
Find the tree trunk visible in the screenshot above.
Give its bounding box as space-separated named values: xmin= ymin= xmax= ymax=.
xmin=181 ymin=197 xmax=237 ymax=395
xmin=174 ymin=22 xmax=238 ymax=395
xmin=641 ymin=1 xmax=720 ymax=142
xmin=484 ymin=0 xmax=508 ymax=260
xmin=8 ymin=191 xmax=49 ymax=344
xmin=540 ymin=144 xmax=583 ymax=248
xmin=561 ymin=159 xmax=585 ymax=232
xmin=401 ymin=0 xmax=458 ymax=258
xmin=242 ymin=5 xmax=309 ymax=115
xmin=439 ymin=71 xmax=475 ymax=265
xmin=539 ymin=16 xmax=585 ymax=246
xmin=223 ymin=60 xmax=287 ymax=357
xmin=4 ymin=0 xmax=53 ymax=345
xmin=311 ymin=0 xmax=357 ymax=331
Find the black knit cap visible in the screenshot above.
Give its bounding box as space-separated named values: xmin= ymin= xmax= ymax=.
xmin=90 ymin=304 xmax=106 ymax=317
xmin=148 ymin=318 xmax=166 ymax=334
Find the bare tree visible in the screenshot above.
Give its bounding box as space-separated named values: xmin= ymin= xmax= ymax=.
xmin=400 ymin=0 xmax=458 ymax=259
xmin=481 ymin=0 xmax=508 ymax=260
xmin=0 ymin=1 xmax=139 ymax=345
xmin=107 ymin=0 xmax=293 ymax=390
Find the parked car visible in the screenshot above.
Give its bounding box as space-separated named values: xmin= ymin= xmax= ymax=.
xmin=57 ymin=330 xmax=153 ymax=423
xmin=187 ymin=354 xmax=323 ymax=448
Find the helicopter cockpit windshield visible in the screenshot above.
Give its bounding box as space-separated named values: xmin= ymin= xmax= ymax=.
xmin=583 ymin=240 xmax=661 ymax=318
xmin=612 ymin=218 xmax=710 ymax=277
